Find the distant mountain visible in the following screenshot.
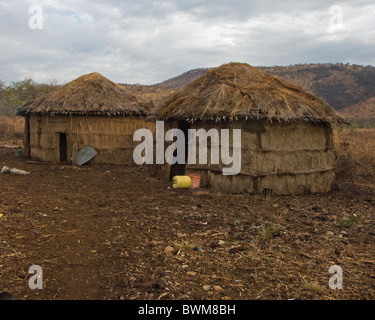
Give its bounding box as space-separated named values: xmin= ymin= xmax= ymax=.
xmin=259 ymin=64 xmax=375 ymax=126
xmin=260 ymin=64 xmax=375 ymax=111
xmin=156 ymin=68 xmax=209 ymax=90
xmin=120 ymin=83 xmax=175 ymax=105
xmin=120 ymin=68 xmax=208 ymax=104
xmin=122 ymin=63 xmax=375 ymax=126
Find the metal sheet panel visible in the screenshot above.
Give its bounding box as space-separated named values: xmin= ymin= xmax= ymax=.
xmin=76 ymin=145 xmax=97 ymax=166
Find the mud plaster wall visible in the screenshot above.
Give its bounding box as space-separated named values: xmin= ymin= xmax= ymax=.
xmin=28 ymin=114 xmax=155 ymax=165
xmin=157 ymin=119 xmax=336 ymax=195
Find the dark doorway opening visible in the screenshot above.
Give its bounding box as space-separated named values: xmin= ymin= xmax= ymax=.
xmin=169 ymin=121 xmax=190 ymax=181
xmin=25 ymin=115 xmax=31 ymax=158
xmin=59 ymin=133 xmax=67 ymax=162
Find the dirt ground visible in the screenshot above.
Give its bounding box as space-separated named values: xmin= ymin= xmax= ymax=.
xmin=0 ymin=148 xmax=374 ymax=300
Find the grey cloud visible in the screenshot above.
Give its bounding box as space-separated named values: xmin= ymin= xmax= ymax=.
xmin=0 ymin=0 xmax=374 ymax=85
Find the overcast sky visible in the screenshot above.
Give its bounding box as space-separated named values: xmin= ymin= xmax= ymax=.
xmin=0 ymin=0 xmax=374 ymax=85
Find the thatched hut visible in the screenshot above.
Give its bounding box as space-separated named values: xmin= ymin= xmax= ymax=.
xmin=151 ymin=62 xmax=343 ymax=195
xmin=17 ymin=72 xmax=155 ymax=165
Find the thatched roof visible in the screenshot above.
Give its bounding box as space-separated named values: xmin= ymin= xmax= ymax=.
xmin=151 ymin=62 xmax=344 ymax=124
xmin=17 ymin=72 xmax=154 ymax=117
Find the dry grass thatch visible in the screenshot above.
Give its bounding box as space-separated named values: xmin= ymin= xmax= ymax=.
xmin=17 ymin=73 xmax=154 ymax=117
xmin=152 ymin=62 xmax=345 ymax=124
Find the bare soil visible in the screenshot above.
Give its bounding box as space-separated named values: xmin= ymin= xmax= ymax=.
xmin=0 ymin=148 xmax=374 ymax=300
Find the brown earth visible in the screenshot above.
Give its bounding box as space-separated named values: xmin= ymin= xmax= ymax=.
xmin=0 ymin=144 xmax=374 ymax=300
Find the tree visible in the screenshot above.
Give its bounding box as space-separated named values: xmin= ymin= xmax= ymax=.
xmin=0 ymin=81 xmax=4 ymax=102
xmin=0 ymin=78 xmax=58 ymax=116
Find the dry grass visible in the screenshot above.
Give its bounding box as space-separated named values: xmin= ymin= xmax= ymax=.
xmin=334 ymin=128 xmax=375 ymax=180
xmin=341 ymin=97 xmax=375 ymax=127
xmin=152 ymin=62 xmax=343 ymax=124
xmin=18 ymin=73 xmax=154 ymax=117
xmin=0 ymin=116 xmax=24 ymax=145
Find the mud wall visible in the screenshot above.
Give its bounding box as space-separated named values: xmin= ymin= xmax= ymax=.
xmin=157 ymin=119 xmax=336 ymax=195
xmin=28 ymin=114 xmax=155 ymax=165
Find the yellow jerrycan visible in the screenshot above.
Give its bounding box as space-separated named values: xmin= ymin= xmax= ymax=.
xmin=172 ymin=176 xmax=192 ymax=189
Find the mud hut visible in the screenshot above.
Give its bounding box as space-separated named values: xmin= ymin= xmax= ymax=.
xmin=17 ymin=72 xmax=155 ymax=165
xmin=151 ymin=62 xmax=343 ymax=195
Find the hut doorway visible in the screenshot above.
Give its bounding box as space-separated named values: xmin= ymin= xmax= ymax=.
xmin=24 ymin=115 xmax=31 ymax=158
xmin=59 ymin=133 xmax=68 ymax=162
xmin=169 ymin=121 xmax=190 ymax=180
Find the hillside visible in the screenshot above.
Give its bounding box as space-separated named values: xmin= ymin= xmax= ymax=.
xmin=260 ymin=64 xmax=375 ymax=112
xmin=119 ymin=83 xmax=175 ymax=105
xmin=120 ymin=68 xmax=207 ymax=104
xmin=340 ymin=97 xmax=375 ymax=127
xmin=156 ymin=68 xmax=209 ymax=90
xmin=122 ymin=63 xmax=375 ymax=126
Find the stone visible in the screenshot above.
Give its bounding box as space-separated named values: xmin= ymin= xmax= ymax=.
xmin=164 ymin=246 xmax=175 ymax=254
xmin=213 ymin=285 xmax=224 ymax=292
